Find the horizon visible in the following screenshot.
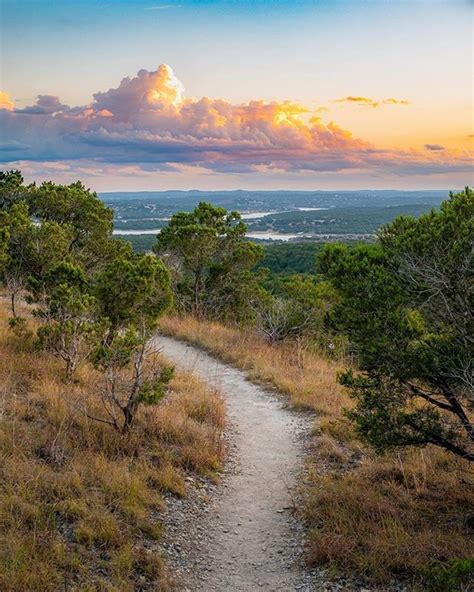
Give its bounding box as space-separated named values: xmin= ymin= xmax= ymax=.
xmin=99 ymin=188 xmax=452 ymax=195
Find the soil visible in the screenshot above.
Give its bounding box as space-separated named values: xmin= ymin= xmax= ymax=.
xmin=155 ymin=335 xmax=405 ymax=592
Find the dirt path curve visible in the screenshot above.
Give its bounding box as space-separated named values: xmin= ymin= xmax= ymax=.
xmin=155 ymin=335 xmax=322 ymax=592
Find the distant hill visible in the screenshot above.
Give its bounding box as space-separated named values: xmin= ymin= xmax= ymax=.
xmin=106 ymin=189 xmax=448 ymax=250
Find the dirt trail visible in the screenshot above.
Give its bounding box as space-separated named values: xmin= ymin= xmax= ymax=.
xmin=155 ymin=335 xmax=321 ymax=592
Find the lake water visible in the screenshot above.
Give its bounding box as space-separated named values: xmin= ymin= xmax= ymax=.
xmin=112 ymin=228 xmax=301 ymax=240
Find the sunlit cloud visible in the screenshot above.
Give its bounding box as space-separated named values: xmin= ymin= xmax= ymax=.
xmin=0 ymin=65 xmax=470 ymax=180
xmin=334 ymin=96 xmax=410 ymax=108
xmin=0 ymin=91 xmax=14 ymax=111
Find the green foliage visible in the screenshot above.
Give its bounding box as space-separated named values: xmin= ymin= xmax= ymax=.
xmin=0 ymin=170 xmax=183 ymax=438
xmin=340 ymin=371 xmax=457 ymax=452
xmin=0 ymin=170 xmax=30 ymax=210
xmin=0 ymin=220 xmax=9 ymax=274
xmin=94 ymin=252 xmax=173 ymax=336
xmin=91 ymin=252 xmax=173 ymax=432
xmin=115 ymin=233 xmax=155 ymax=253
xmin=422 ymin=558 xmax=474 ymax=592
xmin=29 ymin=180 xmax=113 ymax=265
xmin=137 ymin=366 xmax=175 ymax=405
xmin=155 ymin=201 xmax=264 ymax=321
xmin=1 ymin=201 xmax=75 ymax=317
xmin=256 ymin=274 xmax=338 ymax=346
xmin=320 ymin=188 xmax=474 ymax=461
xmin=92 ymin=326 xmax=144 ymax=370
xmin=34 ymin=262 xmax=97 ymax=381
xmin=256 ymin=242 xmax=323 ymax=281
xmin=92 ymin=327 xmax=174 ymax=433
xmin=0 ymin=171 xmax=173 ymax=390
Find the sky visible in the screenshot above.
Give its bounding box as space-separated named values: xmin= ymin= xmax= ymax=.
xmin=0 ymin=0 xmax=472 ymax=191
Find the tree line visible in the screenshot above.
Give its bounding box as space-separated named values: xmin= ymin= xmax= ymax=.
xmin=1 ymin=170 xmax=472 ymax=461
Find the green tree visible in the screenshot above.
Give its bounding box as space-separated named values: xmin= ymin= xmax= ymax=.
xmin=256 ymin=275 xmax=336 ymax=345
xmin=154 ymin=202 xmax=264 ymax=320
xmin=0 ymin=170 xmax=30 ymax=210
xmin=29 ymin=180 xmax=114 ymax=270
xmin=0 ymin=202 xmax=73 ymax=316
xmin=0 ymin=174 xmax=35 ymax=314
xmin=91 ymin=252 xmax=174 ymax=433
xmin=94 ymin=251 xmax=173 ymax=340
xmin=320 ymin=188 xmax=473 ymax=461
xmin=90 ymin=328 xmax=174 ymax=434
xmin=35 ymin=262 xmax=97 ymax=381
xmin=0 ymin=222 xmax=8 ymax=275
xmin=0 ymin=202 xmax=31 ymax=315
xmin=0 ymin=172 xmax=118 ymax=314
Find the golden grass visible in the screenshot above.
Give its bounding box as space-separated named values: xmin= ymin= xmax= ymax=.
xmin=160 ymin=315 xmax=474 ymax=589
xmin=0 ymin=301 xmax=225 ymax=591
xmin=304 ymin=450 xmax=473 ymax=585
xmin=160 ymin=315 xmax=347 ymax=416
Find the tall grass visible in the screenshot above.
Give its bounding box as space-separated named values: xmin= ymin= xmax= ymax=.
xmin=160 ymin=315 xmax=474 ymax=590
xmin=0 ymin=301 xmax=225 ymax=591
xmin=160 ymin=315 xmax=347 ymax=415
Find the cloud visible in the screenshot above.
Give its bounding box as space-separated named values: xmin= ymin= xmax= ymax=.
xmin=383 ymin=98 xmax=410 ymax=106
xmin=424 ymin=143 xmax=445 ymax=151
xmin=334 ymin=96 xmax=409 ymax=108
xmin=0 ymin=91 xmax=14 ymax=111
xmin=16 ymin=95 xmax=71 ymax=115
xmin=0 ymin=65 xmax=469 ymax=178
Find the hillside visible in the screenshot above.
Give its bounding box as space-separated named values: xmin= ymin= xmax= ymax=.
xmin=0 ymin=298 xmax=225 ymax=591
xmin=161 ymin=315 xmax=474 ymax=589
xmin=1 ymin=173 xmax=472 ymax=591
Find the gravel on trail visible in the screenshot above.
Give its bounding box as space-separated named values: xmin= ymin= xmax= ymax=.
xmin=155 ymin=335 xmax=406 ymax=592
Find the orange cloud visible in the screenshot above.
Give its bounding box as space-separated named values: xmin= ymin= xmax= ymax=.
xmin=335 ymin=96 xmax=409 ymax=108
xmin=0 ymin=91 xmax=14 ymax=111
xmin=384 ymin=98 xmax=410 ymax=105
xmin=96 ymin=109 xmax=114 ymax=117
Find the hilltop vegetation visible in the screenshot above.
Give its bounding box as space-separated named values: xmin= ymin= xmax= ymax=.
xmin=158 ymin=188 xmax=473 ymax=588
xmin=0 ymin=171 xmax=225 ymax=590
xmin=0 ymin=297 xmax=225 ymax=591
xmin=257 ymin=242 xmax=322 ymax=275
xmin=161 ymin=314 xmax=473 ymax=588
xmin=1 ymin=170 xmax=472 ymax=590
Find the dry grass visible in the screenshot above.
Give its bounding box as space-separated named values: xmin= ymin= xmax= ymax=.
xmin=0 ymin=301 xmax=225 ymax=591
xmin=160 ymin=315 xmax=347 ymax=416
xmin=160 ymin=315 xmax=474 ymax=590
xmin=304 ymin=450 xmax=473 ymax=586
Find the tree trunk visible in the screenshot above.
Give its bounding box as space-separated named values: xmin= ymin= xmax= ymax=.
xmin=122 ymin=400 xmax=138 ymax=434
xmin=11 ymin=292 xmax=16 ymax=318
xmin=64 ymin=357 xmax=77 ymax=382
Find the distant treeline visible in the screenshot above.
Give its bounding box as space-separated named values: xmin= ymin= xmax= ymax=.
xmin=122 ymin=235 xmax=353 ymax=284
xmin=120 ymin=234 xmax=328 ymax=271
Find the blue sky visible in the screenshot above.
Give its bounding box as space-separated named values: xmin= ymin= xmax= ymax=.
xmin=0 ymin=0 xmax=472 ymax=190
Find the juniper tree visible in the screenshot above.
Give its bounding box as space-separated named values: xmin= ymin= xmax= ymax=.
xmin=154 ymin=202 xmax=264 ymax=321
xmin=90 ymin=252 xmax=174 ymax=433
xmin=320 ymin=188 xmax=473 ymax=461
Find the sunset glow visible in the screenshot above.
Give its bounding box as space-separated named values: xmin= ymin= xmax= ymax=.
xmin=1 ymin=0 xmax=472 ymax=190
